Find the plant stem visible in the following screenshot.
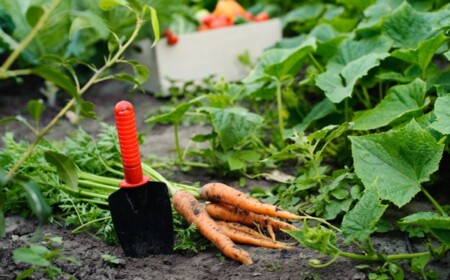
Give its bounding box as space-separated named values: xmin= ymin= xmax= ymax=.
xmin=6 ymin=13 xmax=144 ymax=179
xmin=361 ymin=86 xmax=372 ymax=108
xmin=275 ymin=78 xmax=284 ymax=137
xmin=308 ymin=53 xmax=324 ymax=73
xmin=420 ymin=186 xmax=446 ymax=215
xmin=78 ymin=180 xmax=118 ymax=193
xmin=174 ymin=122 xmax=183 ymax=163
xmin=338 ymin=250 xmax=430 ymax=262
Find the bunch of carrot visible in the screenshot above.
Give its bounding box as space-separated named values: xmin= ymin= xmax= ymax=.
xmin=173 ymin=182 xmax=303 ymax=265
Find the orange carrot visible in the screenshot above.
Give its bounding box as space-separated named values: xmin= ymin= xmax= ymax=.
xmin=200 ymin=183 xmax=303 ymax=220
xmin=173 ymin=190 xmax=253 ymax=265
xmin=206 ymin=203 xmax=298 ymax=241
xmin=215 ymin=221 xmax=291 ymax=249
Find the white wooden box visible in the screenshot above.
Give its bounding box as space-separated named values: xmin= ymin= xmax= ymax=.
xmin=129 ymin=18 xmax=282 ymax=95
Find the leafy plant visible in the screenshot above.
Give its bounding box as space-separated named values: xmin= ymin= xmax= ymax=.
xmin=13 ymin=236 xmax=80 ymax=280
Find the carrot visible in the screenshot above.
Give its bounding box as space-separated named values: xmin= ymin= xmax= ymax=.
xmin=205 ymin=203 xmax=298 ymax=241
xmin=173 ymin=190 xmax=253 ymax=265
xmin=216 ymin=221 xmax=273 ymax=241
xmin=200 ymin=183 xmax=303 ymax=220
xmin=215 ymin=221 xmax=291 ymax=249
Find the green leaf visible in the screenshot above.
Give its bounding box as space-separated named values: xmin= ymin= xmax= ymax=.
xmin=143 ymin=6 xmax=160 ymax=47
xmin=227 ymin=156 xmax=245 ymax=171
xmin=146 ymin=96 xmax=204 ymax=124
xmin=430 ymin=94 xmax=450 ymax=135
xmin=341 ymin=185 xmax=387 ymax=243
xmin=22 ymin=181 xmax=52 ymax=223
xmin=0 ymin=116 xmax=23 ymax=126
xmin=13 ymin=246 xmax=51 ymax=267
xmin=391 ymin=33 xmax=447 ymax=71
xmin=317 ymin=52 xmax=389 ymax=103
xmin=398 ymin=212 xmax=450 ymax=230
xmin=201 ymin=107 xmax=264 ymax=151
xmin=69 ymin=11 xmax=110 ymax=40
xmin=99 ymin=0 xmax=128 ymax=10
xmin=353 ymin=79 xmax=427 ymax=130
xmin=78 ymin=101 xmax=97 ymax=120
xmin=284 ymin=224 xmax=337 ymax=255
xmin=281 ymin=3 xmax=324 ymax=26
xmin=27 ymin=99 xmax=45 ymax=123
xmin=114 ymin=62 xmax=149 ymax=88
xmin=44 ymin=151 xmax=78 ymax=190
xmin=350 ymin=120 xmax=444 ymax=207
xmin=245 ymin=37 xmax=317 ymax=83
xmin=31 ymin=66 xmax=77 ymax=97
xmin=382 ymin=2 xmax=434 ymax=49
xmin=15 ymin=268 xmax=36 ymax=280
xmin=316 ymin=36 xmax=392 ymax=103
xmin=25 ymin=6 xmax=44 ymax=27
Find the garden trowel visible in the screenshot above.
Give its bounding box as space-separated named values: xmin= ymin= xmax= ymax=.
xmin=108 ymin=100 xmax=173 ymax=257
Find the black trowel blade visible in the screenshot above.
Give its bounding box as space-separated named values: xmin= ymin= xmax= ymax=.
xmin=108 ymin=181 xmax=174 ymax=257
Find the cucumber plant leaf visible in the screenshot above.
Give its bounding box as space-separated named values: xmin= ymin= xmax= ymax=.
xmin=382 ymin=2 xmax=434 ymax=49
xmin=353 ymin=78 xmax=427 ymax=130
xmin=430 ymin=94 xmax=450 ymax=135
xmin=245 ymin=37 xmax=317 ymax=83
xmin=350 ymin=120 xmax=444 ymax=207
xmin=398 ymin=212 xmax=450 ymax=230
xmin=391 ymin=33 xmax=447 ymax=72
xmin=200 ymin=107 xmax=264 ymax=151
xmin=341 ymin=184 xmax=387 ymax=244
xmin=316 ymin=36 xmax=392 ymax=103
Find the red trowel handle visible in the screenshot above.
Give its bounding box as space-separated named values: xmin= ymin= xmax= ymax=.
xmin=114 ymin=101 xmax=149 ymax=188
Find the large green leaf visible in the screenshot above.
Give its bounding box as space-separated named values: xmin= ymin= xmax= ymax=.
xmin=353 ymin=79 xmax=427 ymax=130
xmin=316 ymin=52 xmax=389 ymax=103
xmin=382 ymin=2 xmax=435 ymax=49
xmin=245 ymin=37 xmax=317 ymax=83
xmin=281 ymin=3 xmax=324 ymax=27
xmin=430 ymin=94 xmax=450 ymax=135
xmin=399 ymin=212 xmax=450 ymax=230
xmin=201 ymin=107 xmax=264 ymax=151
xmin=316 ymin=36 xmax=392 ymax=103
xmin=350 ymin=120 xmax=444 ymax=207
xmin=341 ymin=185 xmax=387 ymax=243
xmin=391 ymin=33 xmax=447 ymax=71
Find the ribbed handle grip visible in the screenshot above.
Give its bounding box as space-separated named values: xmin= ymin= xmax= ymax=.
xmin=114 ymin=101 xmax=149 ymax=188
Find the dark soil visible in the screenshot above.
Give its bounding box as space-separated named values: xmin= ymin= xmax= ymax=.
xmin=1 ymin=79 xmax=449 ymax=280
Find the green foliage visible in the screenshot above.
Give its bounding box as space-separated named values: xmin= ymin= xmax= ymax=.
xmin=13 ymin=236 xmax=80 ymax=280
xmin=1 ymin=0 xmax=450 ymax=278
xmin=350 ymin=120 xmax=444 ymax=207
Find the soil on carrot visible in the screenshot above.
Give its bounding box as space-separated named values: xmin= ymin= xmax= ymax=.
xmin=1 ymin=79 xmax=449 ymax=279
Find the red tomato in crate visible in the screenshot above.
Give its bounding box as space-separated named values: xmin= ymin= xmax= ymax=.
xmin=167 ymin=34 xmax=179 ymax=45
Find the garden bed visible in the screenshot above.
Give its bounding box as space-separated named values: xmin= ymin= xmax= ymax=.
xmin=1 ymin=81 xmax=449 ymax=279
